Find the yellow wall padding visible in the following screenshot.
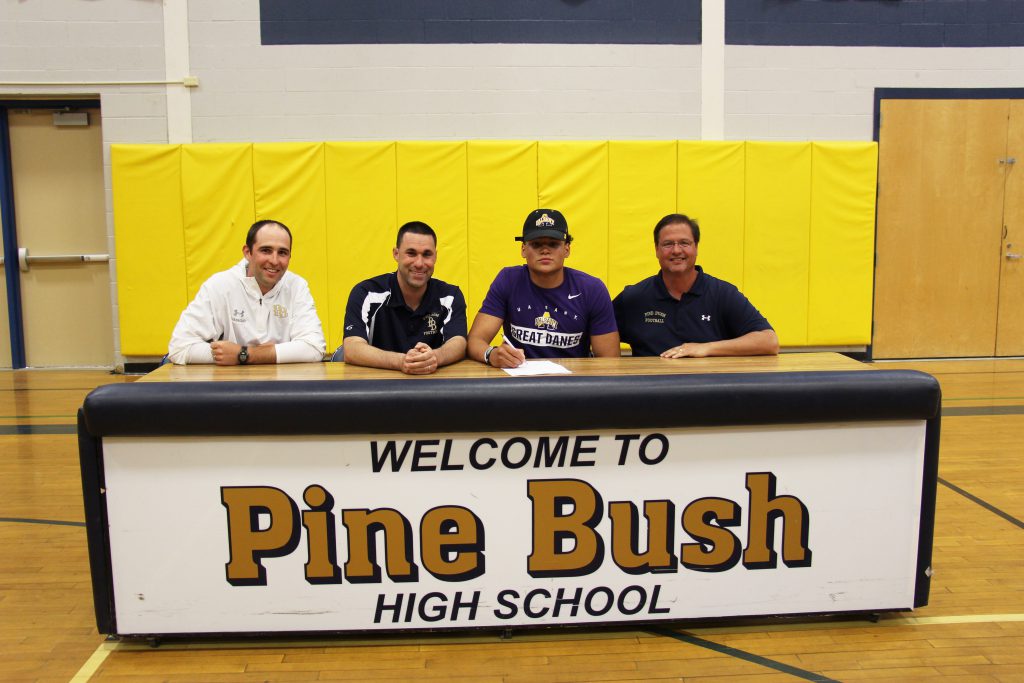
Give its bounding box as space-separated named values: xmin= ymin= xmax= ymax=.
xmin=467 ymin=141 xmax=538 ymax=318
xmin=538 ymin=142 xmax=609 ymax=282
xmin=745 ymin=142 xmax=813 ymax=347
xmin=608 ymin=141 xmax=678 ymax=296
xmin=112 ymin=145 xmax=184 ymax=356
xmin=396 ymin=142 xmax=469 ymax=305
xmin=252 ymin=143 xmax=330 ymax=341
xmin=325 ymin=142 xmax=397 ymax=350
xmin=112 ymin=140 xmax=878 ymax=356
xmin=808 ymin=143 xmax=877 ymax=345
xmin=678 ymin=141 xmax=746 ymax=289
xmin=181 ymin=144 xmax=254 ymax=300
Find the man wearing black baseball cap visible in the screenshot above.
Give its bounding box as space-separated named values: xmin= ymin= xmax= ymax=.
xmin=468 ymin=208 xmax=619 ymax=368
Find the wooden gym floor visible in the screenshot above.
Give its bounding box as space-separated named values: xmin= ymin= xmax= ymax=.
xmin=1 ymin=360 xmax=1022 ymax=682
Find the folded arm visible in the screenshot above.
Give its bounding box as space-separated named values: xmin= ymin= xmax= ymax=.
xmin=660 ymin=329 xmax=779 ymax=358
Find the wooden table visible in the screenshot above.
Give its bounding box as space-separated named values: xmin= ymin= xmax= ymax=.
xmin=139 ymin=351 xmax=870 ymax=382
xmin=80 ymin=352 xmax=940 ymax=639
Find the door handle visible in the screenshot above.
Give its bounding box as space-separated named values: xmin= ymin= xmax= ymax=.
xmin=1008 ymin=253 xmax=1022 ymax=260
xmin=0 ymin=247 xmax=110 ymax=271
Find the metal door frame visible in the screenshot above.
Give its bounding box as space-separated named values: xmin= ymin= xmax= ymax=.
xmin=0 ymin=98 xmax=100 ymax=368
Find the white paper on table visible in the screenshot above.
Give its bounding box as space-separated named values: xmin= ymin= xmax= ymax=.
xmin=502 ymin=360 xmax=572 ymax=376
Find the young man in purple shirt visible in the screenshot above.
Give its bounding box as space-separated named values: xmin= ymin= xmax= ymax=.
xmin=468 ymin=208 xmax=620 ymax=368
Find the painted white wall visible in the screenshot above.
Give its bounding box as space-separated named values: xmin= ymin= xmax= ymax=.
xmin=187 ymin=2 xmax=701 ymax=142
xmin=3 ymin=0 xmax=1024 ymax=364
xmin=0 ymin=0 xmax=169 ymax=140
xmin=726 ymin=45 xmax=1024 ymax=141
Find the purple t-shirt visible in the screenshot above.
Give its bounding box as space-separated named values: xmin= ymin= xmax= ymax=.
xmin=479 ymin=266 xmax=617 ymax=358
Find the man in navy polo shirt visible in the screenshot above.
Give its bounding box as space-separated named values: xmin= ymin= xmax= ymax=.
xmin=613 ymin=213 xmax=778 ymax=358
xmin=468 ymin=208 xmax=619 ymax=368
xmin=340 ymin=221 xmax=467 ymax=374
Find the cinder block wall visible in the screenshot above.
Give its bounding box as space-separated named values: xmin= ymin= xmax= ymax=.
xmin=2 ymin=0 xmax=1024 ymax=364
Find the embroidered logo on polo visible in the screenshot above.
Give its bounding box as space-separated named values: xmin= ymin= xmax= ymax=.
xmin=424 ymin=314 xmax=439 ymax=335
xmin=644 ymin=310 xmax=667 ymax=325
xmin=701 ymin=314 xmax=711 ymax=321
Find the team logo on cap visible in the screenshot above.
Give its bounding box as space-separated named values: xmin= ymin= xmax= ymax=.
xmin=536 ymin=213 xmax=556 ymax=228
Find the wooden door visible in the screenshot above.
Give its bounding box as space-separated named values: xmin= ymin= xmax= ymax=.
xmin=874 ymin=99 xmax=1009 ymax=359
xmin=996 ymin=101 xmax=1024 ymax=356
xmin=7 ymin=107 xmax=112 ymax=367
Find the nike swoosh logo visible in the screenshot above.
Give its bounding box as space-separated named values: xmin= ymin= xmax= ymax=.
xmin=568 ymin=293 xmax=581 ymax=299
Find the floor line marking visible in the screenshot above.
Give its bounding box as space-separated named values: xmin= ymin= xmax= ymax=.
xmin=0 ymin=516 xmax=86 ymax=527
xmin=939 ymin=477 xmax=1024 ymax=529
xmin=0 ymin=424 xmax=77 ymax=435
xmin=898 ymin=613 xmax=1024 ymax=625
xmin=685 ymin=612 xmax=1024 ymax=635
xmin=943 ymin=405 xmax=1024 ymax=416
xmin=0 ymin=414 xmax=76 ymax=418
xmin=648 ymin=627 xmax=839 ymax=682
xmin=69 ymin=640 xmax=117 ymax=683
xmin=0 ymin=387 xmax=122 ymax=394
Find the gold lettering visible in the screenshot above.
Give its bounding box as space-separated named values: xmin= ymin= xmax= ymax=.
xmin=528 ymin=479 xmax=604 ymax=578
xmin=743 ymin=472 xmax=812 ymax=569
xmin=221 ymin=486 xmax=300 ymax=586
xmin=420 ymin=506 xmax=485 ymax=581
xmin=609 ymin=500 xmax=677 ymax=573
xmin=342 ymin=508 xmax=419 ymax=582
xmin=301 ymin=485 xmax=341 ymax=584
xmin=681 ymin=497 xmax=742 ymax=571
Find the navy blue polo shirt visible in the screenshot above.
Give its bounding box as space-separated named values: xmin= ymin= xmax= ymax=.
xmin=343 ymin=273 xmax=467 ymax=353
xmin=612 ymin=267 xmax=772 ymax=357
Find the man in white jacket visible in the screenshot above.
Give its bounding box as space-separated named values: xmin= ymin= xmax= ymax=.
xmin=167 ymin=220 xmax=326 ymax=365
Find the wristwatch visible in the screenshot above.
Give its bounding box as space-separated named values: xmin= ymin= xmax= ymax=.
xmin=237 ymin=345 xmax=249 ymax=365
xmin=483 ymin=346 xmax=496 ymax=366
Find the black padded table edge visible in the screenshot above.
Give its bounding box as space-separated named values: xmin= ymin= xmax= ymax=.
xmin=81 ymin=370 xmax=940 ymax=437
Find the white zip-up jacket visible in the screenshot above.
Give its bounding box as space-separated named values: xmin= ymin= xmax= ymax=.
xmin=167 ymin=259 xmax=326 ymax=364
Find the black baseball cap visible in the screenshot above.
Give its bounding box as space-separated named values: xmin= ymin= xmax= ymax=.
xmin=516 ymin=208 xmax=571 ymax=242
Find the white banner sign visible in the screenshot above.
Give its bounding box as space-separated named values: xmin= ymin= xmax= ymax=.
xmin=103 ymin=421 xmax=926 ymax=634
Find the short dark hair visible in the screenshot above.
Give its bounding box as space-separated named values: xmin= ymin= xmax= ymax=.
xmin=246 ymin=220 xmax=292 ymax=250
xmin=396 ymin=221 xmax=437 ymax=248
xmin=654 ymin=213 xmax=700 ymax=246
